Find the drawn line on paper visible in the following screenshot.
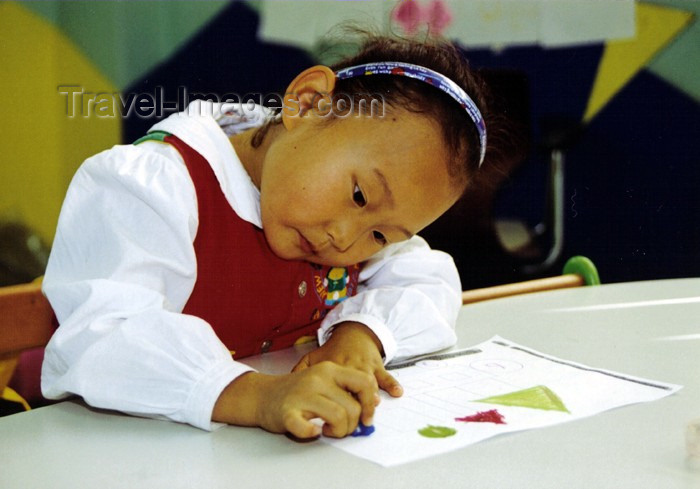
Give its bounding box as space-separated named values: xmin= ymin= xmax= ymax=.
xmin=387 ymin=348 xmax=482 ymax=370
xmin=492 ymin=341 xmax=673 ymax=391
xmin=475 ymin=385 xmax=570 ymax=413
xmin=469 ymin=359 xmax=524 ymax=373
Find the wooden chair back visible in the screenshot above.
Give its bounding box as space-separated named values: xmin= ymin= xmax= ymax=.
xmin=0 ymin=281 xmax=56 ymax=397
xmin=462 ymin=255 xmax=600 ymax=304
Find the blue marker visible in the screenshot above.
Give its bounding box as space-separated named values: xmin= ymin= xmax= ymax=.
xmin=351 ymin=422 xmax=375 ymax=437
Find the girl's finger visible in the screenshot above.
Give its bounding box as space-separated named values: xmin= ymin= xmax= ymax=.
xmin=291 ymin=354 xmax=312 ymax=373
xmin=376 ymin=368 xmax=404 ymax=397
xmin=333 ymin=367 xmax=378 ymax=427
xmin=284 ymin=411 xmax=322 ymax=439
xmin=313 ymin=393 xmax=357 ymax=438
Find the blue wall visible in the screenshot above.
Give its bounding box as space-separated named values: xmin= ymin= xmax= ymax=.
xmin=466 ymin=45 xmax=700 ymax=283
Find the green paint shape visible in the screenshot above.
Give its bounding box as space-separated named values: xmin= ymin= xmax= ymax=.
xmin=418 ymin=425 xmax=457 ymax=438
xmin=475 ymin=385 xmax=570 ymax=413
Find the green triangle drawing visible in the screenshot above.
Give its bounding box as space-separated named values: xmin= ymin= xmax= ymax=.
xmin=475 ymin=385 xmax=570 ymax=413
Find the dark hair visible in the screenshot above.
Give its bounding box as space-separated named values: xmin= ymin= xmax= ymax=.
xmin=333 ymin=36 xmax=485 ymax=190
xmin=254 ymin=32 xmax=517 ymax=193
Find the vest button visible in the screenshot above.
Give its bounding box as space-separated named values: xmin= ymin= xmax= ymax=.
xmin=261 ymin=340 xmax=272 ymax=353
xmin=298 ymin=280 xmax=308 ymax=298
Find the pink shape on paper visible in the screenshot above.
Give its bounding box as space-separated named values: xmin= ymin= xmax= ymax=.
xmin=455 ymin=409 xmax=507 ymax=425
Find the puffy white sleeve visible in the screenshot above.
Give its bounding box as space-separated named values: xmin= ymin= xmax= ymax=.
xmin=316 ymin=236 xmax=462 ymax=364
xmin=41 ymin=143 xmax=252 ymax=431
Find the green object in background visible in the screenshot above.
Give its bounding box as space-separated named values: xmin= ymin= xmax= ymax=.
xmin=646 ymin=0 xmax=700 ymax=104
xmin=22 ymin=1 xmax=231 ymax=90
xmin=562 ymin=256 xmax=601 ymax=286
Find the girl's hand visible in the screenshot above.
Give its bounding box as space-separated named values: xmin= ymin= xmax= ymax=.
xmin=213 ymin=362 xmax=377 ymax=439
xmin=292 ymin=321 xmax=404 ymax=398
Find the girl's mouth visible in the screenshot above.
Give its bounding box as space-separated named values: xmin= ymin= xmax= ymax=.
xmin=298 ymin=231 xmax=317 ymax=255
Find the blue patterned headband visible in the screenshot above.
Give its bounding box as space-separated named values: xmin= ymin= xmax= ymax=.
xmin=335 ymin=61 xmax=487 ymax=167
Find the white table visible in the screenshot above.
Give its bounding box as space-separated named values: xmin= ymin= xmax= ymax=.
xmin=2 ymin=279 xmax=699 ymax=489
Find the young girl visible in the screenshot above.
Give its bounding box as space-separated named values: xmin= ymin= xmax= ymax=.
xmin=41 ymin=34 xmax=499 ymax=439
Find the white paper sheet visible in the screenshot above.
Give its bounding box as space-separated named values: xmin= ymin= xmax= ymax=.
xmin=323 ymin=336 xmax=682 ymax=467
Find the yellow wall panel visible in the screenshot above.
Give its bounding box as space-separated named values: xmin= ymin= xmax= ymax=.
xmin=584 ymin=2 xmax=693 ymax=122
xmin=0 ymin=2 xmax=121 ymax=242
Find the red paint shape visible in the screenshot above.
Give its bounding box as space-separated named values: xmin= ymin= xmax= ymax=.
xmin=455 ymin=409 xmax=506 ymax=425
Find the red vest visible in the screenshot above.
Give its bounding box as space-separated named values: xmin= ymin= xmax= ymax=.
xmin=157 ymin=134 xmax=361 ymax=358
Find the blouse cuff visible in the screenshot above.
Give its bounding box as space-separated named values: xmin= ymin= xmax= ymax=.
xmin=183 ymin=359 xmax=255 ymax=431
xmin=317 ymin=313 xmax=398 ymax=365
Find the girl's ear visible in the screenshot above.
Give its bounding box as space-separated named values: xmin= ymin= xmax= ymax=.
xmin=281 ymin=65 xmax=336 ymax=130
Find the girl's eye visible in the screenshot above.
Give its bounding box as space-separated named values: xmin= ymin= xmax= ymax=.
xmin=372 ymin=230 xmax=387 ymax=246
xmin=353 ymin=184 xmax=367 ymax=207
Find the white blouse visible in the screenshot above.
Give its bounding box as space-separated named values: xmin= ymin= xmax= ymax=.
xmin=41 ymin=101 xmax=462 ymax=430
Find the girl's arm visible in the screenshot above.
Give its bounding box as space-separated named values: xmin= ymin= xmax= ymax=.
xmin=212 ymin=362 xmax=378 ymax=438
xmin=316 ymin=236 xmax=462 ymax=364
xmin=42 ymin=142 xmax=377 ymax=436
xmin=41 ymin=142 xmax=247 ymax=430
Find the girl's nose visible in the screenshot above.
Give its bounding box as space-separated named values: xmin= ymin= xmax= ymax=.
xmin=328 ymin=218 xmax=362 ymax=253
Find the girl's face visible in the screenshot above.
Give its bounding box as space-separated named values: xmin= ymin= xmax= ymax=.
xmin=259 ymin=109 xmax=460 ymax=266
